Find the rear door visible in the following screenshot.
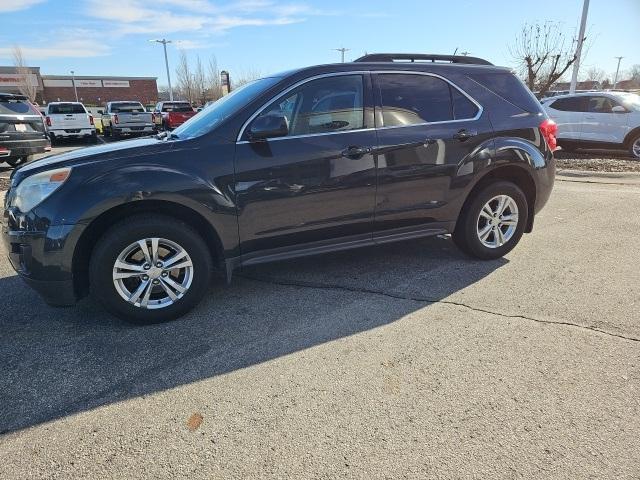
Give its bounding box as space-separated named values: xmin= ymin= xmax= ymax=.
xmin=234 ymin=72 xmax=377 ymax=257
xmin=372 ymin=71 xmax=493 ymax=236
xmin=581 ymin=95 xmax=629 ymax=144
xmin=47 ymin=103 xmax=90 ymax=130
xmin=544 ymin=96 xmax=588 ymax=141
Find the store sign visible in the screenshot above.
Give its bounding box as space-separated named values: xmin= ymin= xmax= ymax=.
xmin=0 ymin=73 xmax=39 ymax=87
xmin=103 ymin=80 xmax=130 ymax=88
xmin=43 ymin=79 xmax=74 ymax=87
xmin=76 ymin=79 xmax=102 ymax=87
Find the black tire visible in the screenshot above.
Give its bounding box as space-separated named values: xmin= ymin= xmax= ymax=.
xmin=453 ymin=181 xmax=528 ymax=260
xmin=89 ymin=214 xmax=213 ymax=323
xmin=49 ymin=134 xmax=57 ymax=146
xmin=5 ymin=157 xmax=20 ymax=167
xmin=87 ymin=132 xmax=98 ymax=144
xmin=103 ymin=126 xmax=111 ymax=137
xmin=629 ymin=133 xmax=640 ymax=160
xmin=112 ymin=128 xmax=121 ymax=140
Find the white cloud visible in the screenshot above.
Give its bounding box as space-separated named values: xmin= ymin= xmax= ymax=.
xmin=0 ymin=30 xmax=110 ymax=60
xmin=0 ymin=0 xmax=45 ymax=13
xmin=85 ymin=0 xmax=327 ymax=36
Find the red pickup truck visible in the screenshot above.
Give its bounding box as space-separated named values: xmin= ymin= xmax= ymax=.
xmin=153 ymin=101 xmax=197 ymax=130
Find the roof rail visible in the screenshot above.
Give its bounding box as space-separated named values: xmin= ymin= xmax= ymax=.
xmin=0 ymin=93 xmax=29 ymax=100
xmin=353 ymin=53 xmax=493 ymax=66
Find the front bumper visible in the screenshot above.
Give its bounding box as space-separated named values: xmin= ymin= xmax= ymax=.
xmin=2 ymin=223 xmax=78 ymax=306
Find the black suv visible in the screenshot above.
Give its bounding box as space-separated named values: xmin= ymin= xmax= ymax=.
xmin=0 ymin=93 xmax=48 ymax=167
xmin=3 ymin=54 xmax=556 ymax=323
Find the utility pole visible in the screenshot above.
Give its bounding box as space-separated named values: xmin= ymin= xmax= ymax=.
xmin=333 ymin=47 xmax=350 ymax=63
xmin=613 ymin=56 xmax=624 ymax=89
xmin=70 ymin=70 xmax=78 ymax=102
xmin=150 ymin=39 xmax=174 ymax=101
xmin=569 ymin=0 xmax=590 ymax=94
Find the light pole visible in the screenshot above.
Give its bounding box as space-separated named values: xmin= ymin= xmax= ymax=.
xmin=613 ymin=56 xmax=624 ymax=89
xmin=333 ymin=47 xmax=350 ymax=63
xmin=569 ymin=0 xmax=590 ymax=94
xmin=70 ymin=70 xmax=78 ymax=102
xmin=150 ymin=39 xmax=173 ymax=101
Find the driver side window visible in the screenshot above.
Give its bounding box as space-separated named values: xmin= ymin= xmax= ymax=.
xmin=254 ymin=75 xmax=364 ymax=137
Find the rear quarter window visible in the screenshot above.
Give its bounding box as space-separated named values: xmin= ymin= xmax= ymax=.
xmin=0 ymin=100 xmax=33 ymax=115
xmin=469 ymin=72 xmax=542 ymax=113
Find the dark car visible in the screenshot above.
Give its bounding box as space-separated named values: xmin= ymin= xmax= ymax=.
xmin=3 ymin=53 xmax=556 ymax=323
xmin=0 ymin=93 xmax=48 ymax=167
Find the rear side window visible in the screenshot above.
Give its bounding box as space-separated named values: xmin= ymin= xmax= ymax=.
xmin=470 ymin=72 xmax=541 ymax=113
xmin=549 ymin=97 xmax=588 ymax=112
xmin=378 ymin=74 xmax=453 ymax=126
xmin=0 ymin=100 xmax=32 ymax=115
xmin=587 ymin=96 xmax=620 ymax=113
xmin=162 ymin=103 xmax=193 ymax=112
xmin=49 ymin=103 xmax=86 ymax=114
xmin=451 ymin=88 xmax=479 ymax=119
xmin=111 ymin=102 xmax=145 ymax=113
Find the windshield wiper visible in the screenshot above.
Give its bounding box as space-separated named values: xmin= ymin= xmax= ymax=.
xmin=168 ymin=132 xmax=180 ymax=140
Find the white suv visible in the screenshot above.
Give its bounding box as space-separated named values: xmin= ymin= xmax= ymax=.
xmin=44 ymin=102 xmax=97 ymax=145
xmin=541 ymin=92 xmax=640 ymax=158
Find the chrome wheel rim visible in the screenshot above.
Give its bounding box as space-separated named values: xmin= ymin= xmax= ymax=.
xmin=112 ymin=238 xmax=193 ymax=309
xmin=633 ymin=138 xmax=640 ymax=159
xmin=477 ymin=195 xmax=519 ymax=249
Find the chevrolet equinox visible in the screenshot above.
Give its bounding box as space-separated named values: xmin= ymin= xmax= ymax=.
xmin=3 ymin=53 xmax=556 ymax=323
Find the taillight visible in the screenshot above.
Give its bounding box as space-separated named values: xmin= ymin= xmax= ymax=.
xmin=45 ymin=116 xmax=51 ymax=127
xmin=539 ymin=119 xmax=558 ymax=151
xmin=88 ymin=115 xmax=94 ymax=126
xmin=113 ymin=114 xmax=119 ymax=125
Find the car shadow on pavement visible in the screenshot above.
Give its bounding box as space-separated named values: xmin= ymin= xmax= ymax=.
xmin=0 ymin=235 xmax=506 ymax=434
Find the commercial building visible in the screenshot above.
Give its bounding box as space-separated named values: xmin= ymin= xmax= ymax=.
xmin=0 ymin=66 xmax=158 ymax=106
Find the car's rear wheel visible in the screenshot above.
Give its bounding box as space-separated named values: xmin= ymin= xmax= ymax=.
xmin=630 ymin=134 xmax=640 ymax=159
xmin=453 ymin=181 xmax=528 ymax=260
xmin=89 ymin=215 xmax=212 ymax=323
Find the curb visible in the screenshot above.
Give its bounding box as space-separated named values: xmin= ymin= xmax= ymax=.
xmin=556 ymin=169 xmax=640 ymax=185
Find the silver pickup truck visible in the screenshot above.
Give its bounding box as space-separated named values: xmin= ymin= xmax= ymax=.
xmin=100 ymin=101 xmax=156 ymax=138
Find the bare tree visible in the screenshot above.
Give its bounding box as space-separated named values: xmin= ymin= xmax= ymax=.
xmin=583 ymin=66 xmax=605 ymax=82
xmin=12 ymin=46 xmax=37 ymax=102
xmin=233 ymin=68 xmax=262 ymax=88
xmin=206 ymin=55 xmax=222 ymax=101
xmin=193 ymin=55 xmax=207 ymax=105
xmin=175 ymin=50 xmax=194 ymax=104
xmin=629 ymin=64 xmax=640 ymax=82
xmin=509 ymin=22 xmax=584 ymax=95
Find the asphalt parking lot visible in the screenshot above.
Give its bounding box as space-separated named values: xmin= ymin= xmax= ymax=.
xmin=0 ymin=147 xmax=639 ymax=478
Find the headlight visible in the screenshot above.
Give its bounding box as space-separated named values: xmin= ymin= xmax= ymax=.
xmin=13 ymin=167 xmax=71 ymax=212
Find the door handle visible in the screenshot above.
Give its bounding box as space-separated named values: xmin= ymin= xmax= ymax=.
xmin=452 ymin=129 xmax=477 ymax=141
xmin=341 ymin=146 xmax=372 ymax=158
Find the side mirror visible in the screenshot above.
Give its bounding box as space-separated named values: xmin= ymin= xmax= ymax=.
xmin=249 ymin=114 xmax=289 ymax=141
xmin=612 ymin=105 xmax=627 ymax=113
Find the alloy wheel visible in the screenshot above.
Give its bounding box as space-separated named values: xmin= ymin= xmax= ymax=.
xmin=633 ymin=138 xmax=640 ymax=159
xmin=112 ymin=237 xmax=193 ymax=309
xmin=476 ymin=195 xmax=519 ymax=249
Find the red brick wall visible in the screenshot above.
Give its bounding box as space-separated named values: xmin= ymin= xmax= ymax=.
xmin=42 ymin=79 xmax=158 ymax=106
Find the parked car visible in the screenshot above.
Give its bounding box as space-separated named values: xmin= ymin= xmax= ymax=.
xmin=3 ymin=53 xmax=556 ymax=323
xmin=541 ymin=91 xmax=640 ymax=158
xmin=44 ymin=102 xmax=97 ymax=145
xmin=153 ymin=101 xmax=197 ymax=130
xmin=101 ymin=101 xmax=155 ymax=139
xmin=0 ymin=93 xmax=48 ymax=167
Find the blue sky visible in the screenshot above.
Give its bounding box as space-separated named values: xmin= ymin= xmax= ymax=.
xmin=0 ymin=0 xmax=638 ymax=85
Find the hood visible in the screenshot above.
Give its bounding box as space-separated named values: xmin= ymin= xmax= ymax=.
xmin=18 ymin=137 xmax=168 ymax=174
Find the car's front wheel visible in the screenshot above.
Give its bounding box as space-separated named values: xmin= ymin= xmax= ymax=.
xmin=89 ymin=215 xmax=213 ymax=323
xmin=453 ymin=181 xmax=528 ymax=260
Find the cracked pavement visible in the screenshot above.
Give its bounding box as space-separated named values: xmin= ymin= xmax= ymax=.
xmin=0 ymin=179 xmax=639 ymax=479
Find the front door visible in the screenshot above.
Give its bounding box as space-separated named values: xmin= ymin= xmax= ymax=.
xmin=372 ymin=72 xmax=494 ymax=236
xmin=234 ymin=73 xmax=377 ymax=258
xmin=581 ymin=95 xmax=630 ymax=144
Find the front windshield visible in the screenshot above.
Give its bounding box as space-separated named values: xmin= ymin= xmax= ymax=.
xmin=171 ymin=76 xmax=281 ymax=139
xmin=618 ymin=93 xmax=640 ymax=111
